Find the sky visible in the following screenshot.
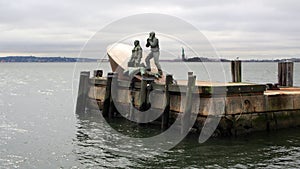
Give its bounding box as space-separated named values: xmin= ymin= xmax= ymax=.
xmin=0 ymin=0 xmax=300 ymax=60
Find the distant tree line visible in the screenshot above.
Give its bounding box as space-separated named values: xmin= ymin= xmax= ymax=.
xmin=0 ymin=56 xmax=97 ymax=62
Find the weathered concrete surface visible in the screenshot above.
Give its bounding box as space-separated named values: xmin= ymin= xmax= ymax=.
xmin=88 ymin=86 xmax=106 ymax=101
xmin=198 ymin=110 xmax=300 ymax=136
xmin=225 ymin=95 xmax=265 ymax=115
xmin=294 ymin=95 xmax=300 ymax=109
xmin=267 ymin=95 xmax=294 ymax=111
xmin=265 ymin=88 xmax=300 ymax=111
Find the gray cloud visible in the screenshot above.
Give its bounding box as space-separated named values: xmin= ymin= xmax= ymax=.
xmin=0 ymin=0 xmax=300 ymax=59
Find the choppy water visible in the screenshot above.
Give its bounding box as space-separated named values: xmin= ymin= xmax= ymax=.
xmin=0 ymin=62 xmax=299 ymax=168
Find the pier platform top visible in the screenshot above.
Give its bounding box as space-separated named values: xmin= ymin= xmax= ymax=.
xmin=265 ymin=87 xmax=300 ymax=95
xmin=91 ymin=76 xmax=300 ymax=95
xmin=175 ymin=80 xmax=262 ymax=87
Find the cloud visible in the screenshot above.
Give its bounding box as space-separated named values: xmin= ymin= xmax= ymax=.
xmin=0 ymin=0 xmax=300 ymax=59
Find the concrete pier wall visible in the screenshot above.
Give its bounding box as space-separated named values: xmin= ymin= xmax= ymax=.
xmin=85 ymin=77 xmax=300 ymax=136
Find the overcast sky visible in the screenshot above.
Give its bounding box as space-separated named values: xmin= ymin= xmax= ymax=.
xmin=0 ymin=0 xmax=300 ymax=59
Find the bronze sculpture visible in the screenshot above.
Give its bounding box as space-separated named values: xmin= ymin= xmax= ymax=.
xmin=145 ymin=32 xmax=162 ymax=75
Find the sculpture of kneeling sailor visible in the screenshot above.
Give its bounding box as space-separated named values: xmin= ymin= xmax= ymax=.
xmin=128 ymin=40 xmax=143 ymax=67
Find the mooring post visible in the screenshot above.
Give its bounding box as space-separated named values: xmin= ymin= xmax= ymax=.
xmin=161 ymin=74 xmax=173 ymax=130
xmin=108 ymin=72 xmax=118 ymax=119
xmin=231 ymin=60 xmax=242 ymax=82
xmin=278 ymin=61 xmax=294 ymax=87
xmin=102 ymin=72 xmax=114 ymax=117
xmin=94 ymin=70 xmax=103 ymax=78
xmin=181 ymin=73 xmax=196 ymax=135
xmin=76 ymin=71 xmax=90 ymax=114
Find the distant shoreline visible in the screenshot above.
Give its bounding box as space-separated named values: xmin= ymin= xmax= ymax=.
xmin=0 ymin=56 xmax=101 ymax=63
xmin=0 ymin=56 xmax=299 ymax=63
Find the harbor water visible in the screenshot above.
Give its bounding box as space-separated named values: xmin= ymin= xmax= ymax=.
xmin=0 ymin=62 xmax=300 ymax=168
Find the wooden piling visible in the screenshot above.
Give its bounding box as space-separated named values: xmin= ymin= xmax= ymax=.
xmin=278 ymin=62 xmax=294 ymax=87
xmin=287 ymin=62 xmax=294 ymax=87
xmin=161 ymin=74 xmax=173 ymax=130
xmin=76 ymin=71 xmax=90 ymax=114
xmin=108 ymin=72 xmax=118 ymax=119
xmin=137 ymin=77 xmax=154 ymax=123
xmin=231 ymin=60 xmax=242 ymax=82
xmin=94 ymin=70 xmax=103 ymax=78
xmin=278 ymin=62 xmax=283 ymax=86
xmin=102 ymin=72 xmax=113 ymax=117
xmin=139 ymin=78 xmax=148 ymax=111
xmin=181 ymin=74 xmax=196 ymax=135
xmin=129 ymin=80 xmax=135 ymax=121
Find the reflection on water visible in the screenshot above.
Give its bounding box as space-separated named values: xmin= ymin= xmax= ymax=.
xmin=75 ymin=111 xmax=135 ymax=168
xmin=74 ymin=110 xmax=300 ymax=168
xmin=74 ymin=109 xmax=170 ymax=168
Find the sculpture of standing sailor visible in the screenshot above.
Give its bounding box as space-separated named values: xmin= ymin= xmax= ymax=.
xmin=145 ymin=32 xmax=163 ymax=75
